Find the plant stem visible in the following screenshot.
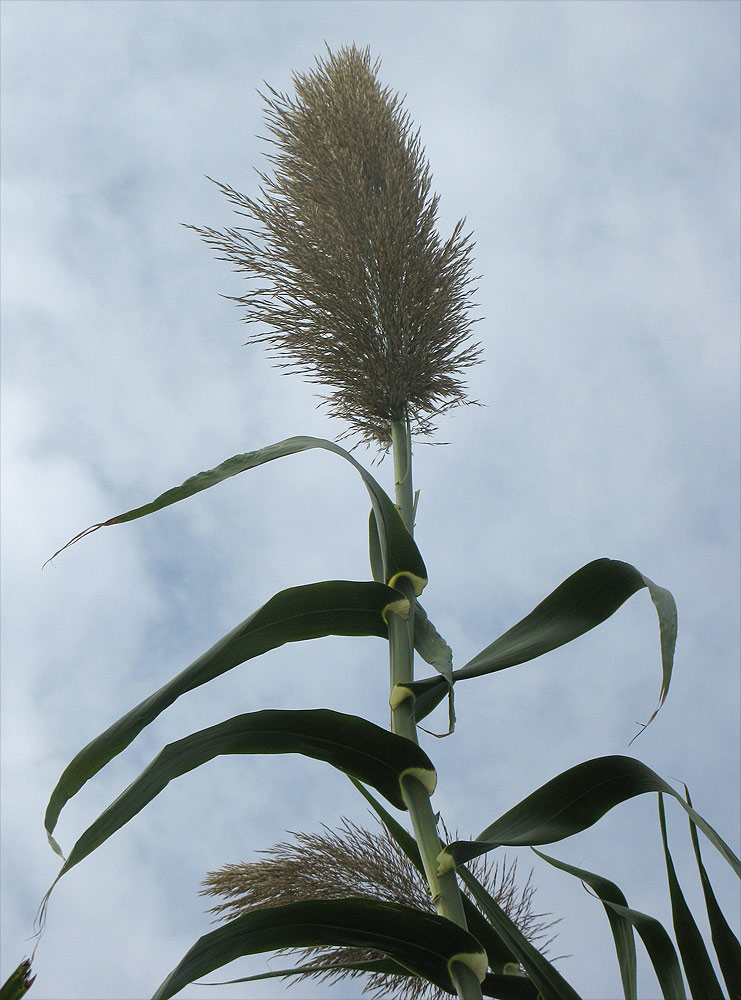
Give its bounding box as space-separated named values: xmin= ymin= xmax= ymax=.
xmin=387 ymin=419 xmax=483 ymax=1000
xmin=391 ymin=419 xmax=415 ymax=532
xmin=450 ymin=959 xmax=489 ymax=1000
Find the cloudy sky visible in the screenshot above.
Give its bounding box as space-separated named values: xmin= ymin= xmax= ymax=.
xmin=1 ymin=2 xmax=739 ymax=998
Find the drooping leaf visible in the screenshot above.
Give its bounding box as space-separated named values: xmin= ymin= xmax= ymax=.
xmin=657 ymin=795 xmax=723 ymax=998
xmin=457 ymin=560 xmax=673 ymax=682
xmin=52 ymin=709 xmax=437 ymax=883
xmin=533 ymin=850 xmax=637 ymax=1000
xmin=458 ymin=866 xmax=582 ymax=1000
xmin=349 ymin=778 xmax=530 ymax=981
xmin=438 ymin=757 xmax=740 ymax=879
xmin=150 ymin=898 xmax=488 ymax=1000
xmin=684 ymin=786 xmax=741 ymax=997
xmin=408 ymin=559 xmax=677 ymax=727
xmin=44 ymin=580 xmax=407 ymax=853
xmin=414 ymin=602 xmax=454 ymax=687
xmin=536 ymin=844 xmax=719 ymax=1000
xmin=47 ymin=436 xmax=427 ymax=593
xmin=599 ymin=898 xmax=687 ymax=1000
xmin=412 ymin=601 xmax=456 ymax=735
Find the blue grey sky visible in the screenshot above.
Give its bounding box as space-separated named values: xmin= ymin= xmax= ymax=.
xmin=1 ymin=2 xmax=739 ymax=998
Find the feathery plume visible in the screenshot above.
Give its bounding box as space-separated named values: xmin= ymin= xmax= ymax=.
xmin=191 ymin=43 xmax=481 ymax=449
xmin=201 ymin=818 xmax=557 ymax=1000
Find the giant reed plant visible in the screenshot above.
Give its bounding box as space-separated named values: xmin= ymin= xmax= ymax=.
xmin=25 ymin=44 xmax=740 ymax=1000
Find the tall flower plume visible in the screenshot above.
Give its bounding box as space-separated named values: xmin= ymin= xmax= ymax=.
xmin=192 ymin=43 xmax=481 ymax=449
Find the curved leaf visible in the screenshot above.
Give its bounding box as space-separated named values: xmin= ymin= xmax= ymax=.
xmin=53 ymin=709 xmax=437 ymax=882
xmin=658 ymin=795 xmax=723 ymax=998
xmin=45 ymin=580 xmax=406 ymax=853
xmin=409 ymin=558 xmax=677 ymax=727
xmin=369 ymin=508 xmax=385 ymax=584
xmin=196 ymin=961 xmax=540 ymax=1000
xmin=600 ymin=898 xmax=687 ymax=1000
xmin=684 ymin=787 xmax=741 ymax=997
xmin=438 ymin=757 xmax=741 ymax=879
xmin=533 ymin=849 xmax=637 ymax=1000
xmin=414 ymin=602 xmax=454 ymax=687
xmin=150 ymin=898 xmax=488 ymax=1000
xmin=47 ymin=436 xmax=427 ymax=593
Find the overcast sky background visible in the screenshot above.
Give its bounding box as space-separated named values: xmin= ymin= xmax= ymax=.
xmin=1 ymin=2 xmax=739 ymax=998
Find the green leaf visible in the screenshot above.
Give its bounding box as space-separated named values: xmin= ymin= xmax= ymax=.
xmin=52 ymin=709 xmax=437 ymax=882
xmin=404 ymin=674 xmax=451 ymax=722
xmin=657 ymin=795 xmax=723 ymax=998
xmin=44 ymin=580 xmax=406 ymax=852
xmin=369 ymin=508 xmax=385 ymax=584
xmin=481 ymin=973 xmax=546 ymax=1000
xmin=684 ymin=786 xmax=741 ymax=997
xmin=599 ymin=898 xmax=687 ymax=1000
xmin=458 ymin=866 xmax=583 ymax=1000
xmin=533 ymin=850 xmax=637 ymax=1000
xmin=438 ymin=757 xmax=741 ymax=879
xmin=414 ymin=602 xmax=453 ymax=687
xmin=0 ymin=960 xmax=35 ymax=1000
xmin=413 ymin=601 xmax=456 ymax=735
xmin=150 ymin=898 xmax=488 ymax=1000
xmin=349 ymin=779 xmax=529 ymax=982
xmin=196 ymin=961 xmax=541 ymax=1000
xmin=48 ymin=435 xmax=427 ymax=593
xmin=408 ymin=558 xmax=677 ymax=727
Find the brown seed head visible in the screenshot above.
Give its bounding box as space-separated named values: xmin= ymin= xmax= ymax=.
xmin=191 ymin=43 xmax=482 ymax=449
xmin=201 ymin=818 xmax=558 ymax=1000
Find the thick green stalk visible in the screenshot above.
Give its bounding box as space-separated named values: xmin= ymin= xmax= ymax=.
xmin=388 ymin=419 xmax=483 ymax=1000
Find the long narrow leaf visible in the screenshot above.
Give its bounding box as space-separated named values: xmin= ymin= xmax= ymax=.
xmin=349 ymin=778 xmax=529 ymax=980
xmin=458 ymin=867 xmax=582 ymax=1000
xmin=438 ymin=758 xmax=740 ymax=879
xmin=45 ymin=579 xmax=405 ymax=854
xmin=197 ymin=961 xmax=542 ymax=1000
xmin=532 ymin=849 xmax=637 ymax=1000
xmin=48 ymin=435 xmax=427 ymax=593
xmin=408 ymin=559 xmax=676 ymax=727
xmin=600 ymin=898 xmax=687 ymax=1000
xmin=657 ymin=795 xmax=723 ymax=998
xmin=685 ymin=786 xmax=741 ymax=997
xmin=150 ymin=898 xmax=488 ymax=1000
xmin=52 ymin=709 xmax=437 ymax=883
xmin=535 ymin=847 xmax=705 ymax=999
